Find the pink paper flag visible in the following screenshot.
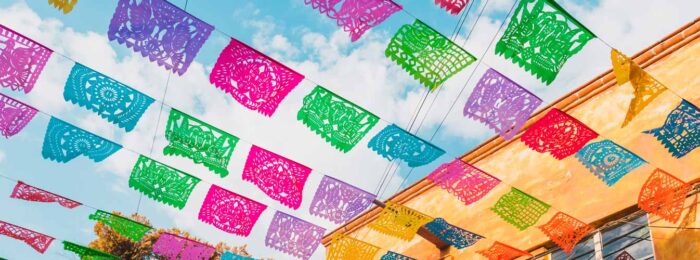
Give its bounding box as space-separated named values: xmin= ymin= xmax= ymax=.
xmin=242 ymin=145 xmax=312 ymax=209
xmin=0 ymin=220 xmax=54 ymax=253
xmin=198 ymin=185 xmax=267 ymax=236
xmin=0 ymin=93 xmax=37 ymax=137
xmin=10 ymin=181 xmax=81 ymax=209
xmin=210 ymin=38 xmax=304 ymax=116
xmin=152 ymin=232 xmax=216 ymax=260
xmin=303 ymin=0 xmax=402 ymax=41
xmin=0 ymin=24 xmax=53 ymax=93
xmin=427 ymin=159 xmax=500 ymax=206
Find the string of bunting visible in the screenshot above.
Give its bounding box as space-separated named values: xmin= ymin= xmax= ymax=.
xmin=0 ymin=175 xmax=255 ymax=259
xmin=0 ymin=0 xmax=697 ymax=258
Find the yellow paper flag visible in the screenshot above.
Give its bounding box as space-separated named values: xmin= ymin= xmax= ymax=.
xmin=368 ymin=202 xmax=434 ymax=241
xmin=611 ymin=49 xmax=667 ymax=127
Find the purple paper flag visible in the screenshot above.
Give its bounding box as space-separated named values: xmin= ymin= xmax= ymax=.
xmin=464 ymin=68 xmax=542 ymax=140
xmin=265 ymin=211 xmax=325 ymax=260
xmin=0 ymin=24 xmax=53 ymax=93
xmin=309 ymin=175 xmax=376 ymax=224
xmin=0 ymin=93 xmax=37 ymax=137
xmin=107 ymin=0 xmax=214 ymax=75
xmin=152 ymin=232 xmax=215 ymax=260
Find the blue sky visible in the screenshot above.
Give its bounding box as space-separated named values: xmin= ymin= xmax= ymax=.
xmin=0 ymin=0 xmax=698 ymax=259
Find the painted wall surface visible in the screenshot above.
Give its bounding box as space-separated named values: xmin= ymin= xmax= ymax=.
xmin=650 ymin=195 xmax=699 ymax=260
xmin=344 ymin=29 xmax=700 ymax=260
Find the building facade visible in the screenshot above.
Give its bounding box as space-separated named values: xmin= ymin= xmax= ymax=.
xmin=322 ymin=18 xmax=700 ymax=260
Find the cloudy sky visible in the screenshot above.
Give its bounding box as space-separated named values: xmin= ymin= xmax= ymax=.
xmin=0 ymin=0 xmax=698 ymax=259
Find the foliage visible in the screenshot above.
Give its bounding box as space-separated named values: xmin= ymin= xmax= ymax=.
xmin=88 ymin=211 xmax=253 ymax=259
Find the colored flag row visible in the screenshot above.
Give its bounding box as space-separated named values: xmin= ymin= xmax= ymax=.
xmin=3 ymin=180 xmax=261 ymax=259
xmin=428 ymin=159 xmax=695 ymax=254
xmin=0 ymin=217 xmax=260 ymax=260
xmin=329 ymin=163 xmax=694 ymax=258
xmin=0 ymin=21 xmax=450 ymax=167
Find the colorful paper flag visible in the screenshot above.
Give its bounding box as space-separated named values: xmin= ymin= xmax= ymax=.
xmin=434 ymin=0 xmax=469 ymax=15
xmin=575 ymin=139 xmax=645 ymax=186
xmin=495 ymin=0 xmax=594 ymax=85
xmin=520 ymin=108 xmax=598 ymax=159
xmin=368 ymin=202 xmax=433 ymax=241
xmin=265 ymin=211 xmax=325 ymax=260
xmin=63 ymin=241 xmax=118 ymax=259
xmin=210 ymin=38 xmax=304 ymax=116
xmin=538 ymin=212 xmax=593 ymax=254
xmin=164 ymin=109 xmax=239 ymax=177
xmin=643 ymin=100 xmax=699 ymax=158
xmin=0 ymin=221 xmax=54 ymax=253
xmin=424 ymin=218 xmax=483 ymax=249
xmin=427 ymin=159 xmax=500 ymax=206
xmin=108 ymin=0 xmax=214 ymax=75
xmin=64 ymin=63 xmax=154 ymax=132
xmin=198 ymin=185 xmax=267 ymax=236
xmin=242 ymin=145 xmax=311 ymax=209
xmin=88 ymin=210 xmax=152 ymax=241
xmin=491 ymin=188 xmax=550 ymax=230
xmin=638 ymin=169 xmax=691 ymax=223
xmin=153 ymin=232 xmax=216 ymax=260
xmin=386 ymin=19 xmax=476 ymax=90
xmin=10 ymin=181 xmax=81 ymax=209
xmin=368 ymin=124 xmax=445 ymax=167
xmin=42 ymin=117 xmax=122 ymax=163
xmin=477 ymin=241 xmax=531 ymax=260
xmin=298 ymin=86 xmax=379 ymax=152
xmin=326 ymin=233 xmax=380 ymax=260
xmin=222 ymin=252 xmax=255 ymax=260
xmin=0 ymin=93 xmax=37 ymax=138
xmin=309 ymin=175 xmax=376 ymax=224
xmin=615 ymin=251 xmax=635 ymax=260
xmin=464 ymin=68 xmax=542 ymax=140
xmin=611 ymin=49 xmax=668 ymax=127
xmin=381 ymin=251 xmax=415 ymax=260
xmin=303 ymin=0 xmax=401 ymax=42
xmin=129 ymin=155 xmax=200 ymax=209
xmin=48 ymin=0 xmax=78 ymax=14
xmin=0 ymin=24 xmax=52 ymax=93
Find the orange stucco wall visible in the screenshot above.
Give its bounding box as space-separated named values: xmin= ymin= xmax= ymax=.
xmin=339 ymin=24 xmax=700 ymax=260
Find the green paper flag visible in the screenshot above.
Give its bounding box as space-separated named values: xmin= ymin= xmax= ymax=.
xmin=63 ymin=241 xmax=119 ymax=259
xmin=491 ymin=188 xmax=550 ymax=230
xmin=164 ymin=109 xmax=239 ymax=177
xmin=495 ymin=0 xmax=595 ymax=85
xmin=129 ymin=155 xmax=200 ymax=209
xmin=386 ymin=19 xmax=476 ymax=90
xmin=88 ymin=210 xmax=152 ymax=241
xmin=297 ymin=86 xmax=379 ymax=152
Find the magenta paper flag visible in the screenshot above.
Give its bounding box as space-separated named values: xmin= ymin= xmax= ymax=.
xmin=427 ymin=159 xmax=500 ymax=206
xmin=309 ymin=175 xmax=376 ymax=224
xmin=0 ymin=220 xmax=54 ymax=253
xmin=0 ymin=93 xmax=37 ymax=138
xmin=10 ymin=181 xmax=81 ymax=209
xmin=198 ymin=185 xmax=267 ymax=236
xmin=0 ymin=24 xmax=53 ymax=93
xmin=107 ymin=0 xmax=214 ymax=75
xmin=464 ymin=68 xmax=542 ymax=140
xmin=266 ymin=211 xmax=326 ymax=260
xmin=435 ymin=0 xmax=469 ymax=15
xmin=242 ymin=145 xmax=311 ymax=209
xmin=210 ymin=38 xmax=304 ymax=116
xmin=152 ymin=232 xmax=215 ymax=260
xmin=303 ymin=0 xmax=402 ymax=42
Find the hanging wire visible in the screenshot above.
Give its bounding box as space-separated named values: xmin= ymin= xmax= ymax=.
xmin=378 ymin=0 xmax=495 ymax=199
